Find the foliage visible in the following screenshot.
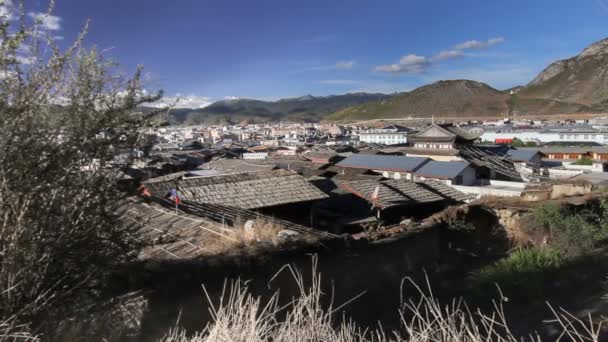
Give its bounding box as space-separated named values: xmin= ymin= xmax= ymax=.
xmin=573 ymin=157 xmax=594 ymax=165
xmin=469 ymin=248 xmax=566 ymax=303
xmin=527 ymin=202 xmax=608 ymax=253
xmin=447 ymin=219 xmax=477 ymax=232
xmin=0 ymin=0 xmax=164 ymax=336
xmin=511 ymin=137 xmax=538 ymax=148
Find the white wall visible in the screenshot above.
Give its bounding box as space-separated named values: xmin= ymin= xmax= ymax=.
xmin=481 ymin=130 xmax=608 ymax=145
xmin=460 ymin=166 xmax=477 ymax=186
xmin=359 ymin=132 xmax=407 ymax=145
xmin=243 ymin=152 xmax=268 ymax=160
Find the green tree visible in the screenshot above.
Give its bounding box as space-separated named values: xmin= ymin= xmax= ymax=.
xmin=0 ymin=1 xmax=164 ymax=337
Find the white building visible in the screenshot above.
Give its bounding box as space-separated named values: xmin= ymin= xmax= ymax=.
xmin=358 ymin=125 xmax=409 ymax=145
xmin=480 ymin=126 xmax=608 ymax=145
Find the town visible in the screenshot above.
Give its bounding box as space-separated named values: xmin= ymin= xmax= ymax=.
xmin=5 ymin=1 xmax=608 ymax=341
xmin=122 ymin=116 xmax=608 ymax=258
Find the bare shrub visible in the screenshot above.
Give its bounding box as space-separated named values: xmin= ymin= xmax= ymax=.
xmin=0 ymin=0 xmax=164 ymax=335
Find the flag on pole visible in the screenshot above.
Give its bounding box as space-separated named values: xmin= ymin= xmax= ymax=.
xmin=371 ymin=185 xmax=380 ymax=202
xmin=138 ymin=184 xmax=151 ymax=197
xmin=169 ymin=188 xmax=180 ymax=205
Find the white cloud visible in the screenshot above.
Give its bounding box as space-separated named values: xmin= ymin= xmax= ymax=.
xmin=335 ymin=60 xmax=355 ymax=69
xmin=375 ymin=37 xmax=505 ymax=74
xmin=0 ymin=0 xmax=15 ymax=21
xmin=375 ymin=54 xmax=430 ymax=74
xmin=432 ymin=50 xmax=464 ymax=61
xmin=454 ymin=37 xmax=505 ymax=50
xmin=297 ymin=60 xmax=357 ymax=72
xmin=223 ymin=96 xmax=238 ymax=100
xmin=147 ymin=94 xmax=215 ymax=109
xmin=28 ymin=12 xmax=61 ymax=31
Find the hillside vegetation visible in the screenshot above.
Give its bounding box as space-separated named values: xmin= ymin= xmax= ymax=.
xmin=328 ymin=80 xmax=510 ymax=120
xmin=163 ymin=93 xmax=393 ymax=125
xmin=329 ymin=37 xmax=608 ymax=121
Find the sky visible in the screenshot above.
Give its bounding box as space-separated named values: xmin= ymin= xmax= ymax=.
xmin=6 ymin=0 xmax=608 ymax=107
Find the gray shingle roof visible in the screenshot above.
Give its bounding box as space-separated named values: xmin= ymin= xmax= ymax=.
xmin=118 ymin=200 xmax=231 ymax=260
xmin=145 ymin=169 xmax=328 ymax=209
xmin=414 ymin=161 xmax=471 ymax=179
xmin=417 ymin=179 xmax=476 ymax=202
xmin=507 ymin=149 xmax=541 ymax=162
xmin=336 ymin=154 xmax=430 ymax=173
xmin=338 ymin=178 xmax=444 ymax=209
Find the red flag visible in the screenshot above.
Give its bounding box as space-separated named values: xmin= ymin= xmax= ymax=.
xmin=169 ymin=188 xmax=180 ymax=205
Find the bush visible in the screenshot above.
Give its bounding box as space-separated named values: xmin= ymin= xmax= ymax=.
xmin=0 ymin=1 xmax=164 ymax=336
xmin=527 ymin=203 xmax=608 ymax=253
xmin=573 ymin=158 xmax=594 ymax=166
xmin=469 ymin=248 xmax=566 ymax=303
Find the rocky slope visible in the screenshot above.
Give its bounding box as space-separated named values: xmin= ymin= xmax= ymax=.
xmin=330 ymin=37 xmax=608 ymax=121
xmin=517 ymin=38 xmax=608 ymax=110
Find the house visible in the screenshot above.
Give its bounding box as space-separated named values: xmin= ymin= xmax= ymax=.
xmin=404 ymin=124 xmax=480 ymax=161
xmin=413 ymin=161 xmax=477 ymax=186
xmin=336 ymin=154 xmax=430 ymax=180
xmin=507 ymin=149 xmax=543 ymax=166
xmin=144 ymin=170 xmax=329 ymax=223
xmin=303 ymin=151 xmax=341 ymax=164
xmin=536 ymin=147 xmax=608 ymax=162
xmin=408 ymin=124 xmax=480 ymax=150
xmin=358 ymin=125 xmax=410 ymax=145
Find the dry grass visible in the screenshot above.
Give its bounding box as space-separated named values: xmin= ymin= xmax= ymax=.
xmin=201 ymin=219 xmax=295 ymax=256
xmin=0 ymin=317 xmax=37 ymax=341
xmin=159 ymin=260 xmax=605 ymax=342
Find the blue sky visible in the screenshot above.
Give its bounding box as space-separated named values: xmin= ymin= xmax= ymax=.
xmin=12 ymin=0 xmax=608 ymax=106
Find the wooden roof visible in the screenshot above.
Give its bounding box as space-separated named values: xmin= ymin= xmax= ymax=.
xmin=119 ymin=200 xmax=236 ymax=260
xmin=408 ymin=124 xmax=480 ymax=143
xmin=338 ymin=178 xmax=444 ymax=209
xmin=145 ymin=169 xmax=329 ymax=209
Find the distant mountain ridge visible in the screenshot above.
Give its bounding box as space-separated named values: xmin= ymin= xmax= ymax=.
xmin=162 ymin=93 xmax=393 ymax=124
xmin=159 ymin=37 xmax=608 ymax=124
xmin=331 ymin=37 xmax=608 ymax=121
xmin=328 ymin=80 xmax=510 ymax=120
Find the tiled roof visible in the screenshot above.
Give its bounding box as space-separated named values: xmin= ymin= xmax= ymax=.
xmin=338 ymin=178 xmax=444 ymax=209
xmin=417 ymin=179 xmax=476 ymax=202
xmin=507 ymin=149 xmax=541 ymax=162
xmin=401 ymin=148 xmax=460 ymax=156
xmin=414 ymin=161 xmax=471 ymax=180
xmin=458 ymin=145 xmax=523 ymax=181
xmin=336 ymin=154 xmax=430 ymax=173
xmin=118 ymin=200 xmax=232 ymax=260
xmin=145 ymin=169 xmax=329 ymax=209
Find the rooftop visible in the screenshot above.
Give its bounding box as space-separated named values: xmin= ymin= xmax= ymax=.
xmin=118 ymin=199 xmax=234 ymax=260
xmin=507 ymin=149 xmax=542 ymax=162
xmin=336 ymin=154 xmax=430 ymax=173
xmin=414 ymin=161 xmax=471 ymax=179
xmin=338 ymin=178 xmax=444 ymax=209
xmin=145 ymin=169 xmax=329 ymax=209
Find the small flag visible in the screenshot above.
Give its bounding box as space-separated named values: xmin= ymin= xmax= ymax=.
xmin=138 ymin=184 xmax=151 ymax=197
xmin=371 ymin=185 xmax=380 ymax=201
xmin=169 ymin=188 xmax=180 ymax=205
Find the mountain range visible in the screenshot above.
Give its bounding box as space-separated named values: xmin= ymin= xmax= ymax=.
xmin=162 ymin=93 xmax=391 ymax=125
xmin=162 ymin=37 xmax=608 ymax=124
